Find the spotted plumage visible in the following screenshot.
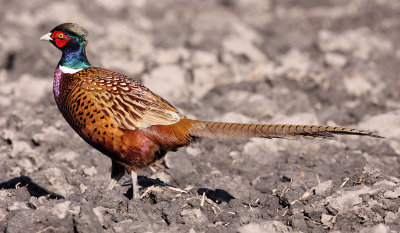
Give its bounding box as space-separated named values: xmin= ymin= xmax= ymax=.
xmin=41 ymin=23 xmax=382 ymax=199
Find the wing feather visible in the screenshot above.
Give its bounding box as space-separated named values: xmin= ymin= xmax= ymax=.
xmin=80 ymin=67 xmax=182 ymax=130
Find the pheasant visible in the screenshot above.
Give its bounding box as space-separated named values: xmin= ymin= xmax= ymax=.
xmin=40 ymin=23 xmax=381 ymax=199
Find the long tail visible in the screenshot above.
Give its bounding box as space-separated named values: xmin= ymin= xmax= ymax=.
xmin=189 ymin=121 xmax=382 ymax=139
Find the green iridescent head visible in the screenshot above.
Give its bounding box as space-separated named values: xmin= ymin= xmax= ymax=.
xmin=40 ymin=23 xmax=90 ymax=70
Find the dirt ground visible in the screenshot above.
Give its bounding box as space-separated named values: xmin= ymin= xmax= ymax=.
xmin=0 ymin=0 xmax=400 ymax=232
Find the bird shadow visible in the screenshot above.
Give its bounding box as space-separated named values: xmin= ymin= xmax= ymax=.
xmin=0 ymin=175 xmax=64 ymax=199
xmin=122 ymin=176 xmax=235 ymax=203
xmin=197 ymin=188 xmax=235 ymax=203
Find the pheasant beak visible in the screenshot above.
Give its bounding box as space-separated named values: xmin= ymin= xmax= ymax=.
xmin=40 ymin=32 xmax=53 ymax=41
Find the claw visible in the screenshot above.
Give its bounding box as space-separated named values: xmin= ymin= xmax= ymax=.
xmin=107 ymin=178 xmax=119 ymax=190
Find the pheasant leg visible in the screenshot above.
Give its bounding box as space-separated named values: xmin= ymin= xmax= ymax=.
xmin=131 ymin=170 xmax=139 ymax=199
xmin=107 ymin=160 xmax=125 ymax=190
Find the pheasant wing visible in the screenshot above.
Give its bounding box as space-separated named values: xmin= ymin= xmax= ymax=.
xmin=80 ymin=68 xmax=182 ymax=130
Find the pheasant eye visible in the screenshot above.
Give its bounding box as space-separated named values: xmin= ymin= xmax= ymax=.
xmin=52 ymin=31 xmax=70 ymax=47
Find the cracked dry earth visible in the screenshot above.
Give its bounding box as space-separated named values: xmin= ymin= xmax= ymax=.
xmin=1 ymin=0 xmax=400 ymax=232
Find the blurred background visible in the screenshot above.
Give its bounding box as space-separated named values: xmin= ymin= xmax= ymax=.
xmin=0 ymin=0 xmax=399 ymax=232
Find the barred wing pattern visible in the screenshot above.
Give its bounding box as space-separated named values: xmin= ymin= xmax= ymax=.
xmin=80 ymin=67 xmax=182 ymax=130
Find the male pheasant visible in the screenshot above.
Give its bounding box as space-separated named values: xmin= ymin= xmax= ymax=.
xmin=40 ymin=23 xmax=381 ymax=199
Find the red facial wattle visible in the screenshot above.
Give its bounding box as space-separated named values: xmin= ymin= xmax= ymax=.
xmin=51 ymin=31 xmax=70 ymax=48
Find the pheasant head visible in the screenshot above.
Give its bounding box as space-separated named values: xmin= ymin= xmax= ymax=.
xmin=40 ymin=23 xmax=90 ymax=72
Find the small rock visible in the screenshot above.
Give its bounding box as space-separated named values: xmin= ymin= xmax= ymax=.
xmin=313 ymin=180 xmax=333 ymax=197
xmin=83 ymin=166 xmax=97 ymax=177
xmin=238 ymin=221 xmax=287 ymax=233
xmin=186 ymin=146 xmax=202 ymax=156
xmin=321 ymin=214 xmax=333 ymax=226
xmin=112 ymin=220 xmax=135 ymax=233
xmin=53 ymin=201 xmax=71 ymax=219
xmin=360 ymin=223 xmax=393 ymax=233
xmin=326 ymin=186 xmax=372 ymax=213
xmin=93 ymin=206 xmax=106 ymax=225
xmin=384 ymin=211 xmax=398 ymax=223
xmin=8 ymin=202 xmax=29 ymax=211
xmin=383 ymin=187 xmax=400 ymax=199
xmin=17 ymin=158 xmax=36 ymax=173
xmin=344 ymin=75 xmax=372 ymax=97
xmin=324 ymin=52 xmax=347 ymax=67
xmin=74 ymin=205 xmax=104 ymax=233
xmin=181 ymin=209 xmax=207 ymax=223
xmin=52 ymin=150 xmax=79 ymax=163
xmin=222 ymin=36 xmax=266 ymax=62
xmin=80 ymin=183 xmax=88 ymax=193
xmin=238 ymin=223 xmax=264 ymax=233
xmin=11 ymin=140 xmax=33 ymax=158
xmin=275 ymin=49 xmax=311 ymax=81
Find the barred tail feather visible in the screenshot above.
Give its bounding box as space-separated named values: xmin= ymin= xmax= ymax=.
xmin=189 ymin=121 xmax=382 ymax=139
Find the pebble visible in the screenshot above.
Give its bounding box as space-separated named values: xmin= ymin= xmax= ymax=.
xmin=344 ymin=75 xmax=372 ymax=97
xmin=324 ymin=52 xmax=347 ymax=67
xmin=222 ymin=36 xmax=266 ymax=62
xmin=320 ymin=214 xmax=333 ymax=226
xmin=8 ymin=202 xmax=29 ymax=211
xmin=53 ymin=201 xmax=71 ymax=219
xmin=326 ymin=186 xmax=371 ymax=213
xmin=11 ymin=140 xmax=33 ymax=158
xmin=83 ymin=166 xmax=97 ymax=177
xmin=383 ymin=187 xmax=400 ymax=199
xmin=181 ymin=209 xmax=207 ymax=223
xmin=360 ymin=223 xmax=394 ymax=233
xmin=238 ymin=221 xmax=287 ymax=233
xmin=384 ymin=211 xmax=398 ymax=223
xmin=313 ymin=180 xmax=333 ymax=197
